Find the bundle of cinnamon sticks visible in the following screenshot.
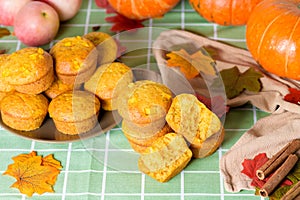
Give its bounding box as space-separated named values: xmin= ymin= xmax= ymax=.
xmin=256 ymin=139 xmax=300 ymax=199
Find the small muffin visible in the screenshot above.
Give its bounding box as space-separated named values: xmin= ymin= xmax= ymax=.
xmin=138 ymin=133 xmax=192 ymax=182
xmin=166 ymin=93 xmax=224 ymax=158
xmin=44 ymin=76 xmax=81 ymax=99
xmin=83 ymin=32 xmax=118 ymax=65
xmin=0 ymin=92 xmax=48 ymax=131
xmin=84 ymin=62 xmax=133 ymax=111
xmin=117 ymin=80 xmax=173 ymax=124
xmin=122 ymin=117 xmax=167 ymax=139
xmin=0 ymin=47 xmax=54 ymax=94
xmin=0 ymin=54 xmax=14 ymax=93
xmin=123 ymin=121 xmax=172 ymax=153
xmin=48 ymin=90 xmax=101 ymax=135
xmin=50 ymin=36 xmax=97 ymax=85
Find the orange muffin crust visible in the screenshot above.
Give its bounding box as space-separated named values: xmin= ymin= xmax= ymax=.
xmin=84 ymin=62 xmax=133 ymax=110
xmin=50 ymin=36 xmax=97 ymax=85
xmin=44 ymin=76 xmax=81 ymax=99
xmin=122 ymin=120 xmax=171 ymax=145
xmin=1 ymin=48 xmax=53 ymax=84
xmin=0 ymin=92 xmax=48 ymax=131
xmin=0 ymin=54 xmax=14 ymax=92
xmin=48 ymin=90 xmax=101 ymax=135
xmin=83 ymin=31 xmax=118 ymax=65
xmin=117 ymin=80 xmax=173 ymax=124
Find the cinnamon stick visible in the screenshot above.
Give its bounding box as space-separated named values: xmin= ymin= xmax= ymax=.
xmin=259 ymin=154 xmax=298 ymax=197
xmin=282 ymin=180 xmax=300 ymax=200
xmin=256 ymin=139 xmax=300 ymax=180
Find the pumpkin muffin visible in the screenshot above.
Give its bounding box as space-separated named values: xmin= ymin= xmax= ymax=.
xmin=44 ymin=76 xmax=81 ymax=99
xmin=117 ymin=80 xmax=173 ymax=124
xmin=0 ymin=54 xmax=14 ymax=93
xmin=84 ymin=62 xmax=133 ymax=111
xmin=83 ymin=31 xmax=118 ymax=65
xmin=0 ymin=92 xmax=49 ymax=131
xmin=121 ymin=117 xmax=167 ymax=139
xmin=50 ymin=36 xmax=97 ymax=85
xmin=123 ymin=122 xmax=172 ymax=153
xmin=138 ymin=133 xmax=192 ymax=182
xmin=0 ymin=47 xmax=54 ymax=94
xmin=166 ymin=93 xmax=224 ymax=158
xmin=48 ymin=90 xmax=101 ymax=135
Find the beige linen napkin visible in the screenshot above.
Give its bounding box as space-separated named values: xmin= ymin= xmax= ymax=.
xmin=152 ymin=29 xmax=300 ymax=192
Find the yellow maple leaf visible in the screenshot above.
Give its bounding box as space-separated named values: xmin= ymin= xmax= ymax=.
xmin=3 ymin=152 xmax=61 ymax=197
xmin=166 ymin=49 xmax=216 ymax=79
xmin=12 ymin=151 xmax=37 ymax=162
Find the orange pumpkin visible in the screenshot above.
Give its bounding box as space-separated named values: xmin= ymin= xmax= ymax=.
xmin=107 ymin=0 xmax=180 ymax=20
xmin=189 ymin=0 xmax=263 ymax=26
xmin=246 ymin=0 xmax=300 ymax=80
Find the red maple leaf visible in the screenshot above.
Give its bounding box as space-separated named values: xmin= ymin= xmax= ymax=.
xmin=241 ymin=153 xmax=292 ymax=188
xmin=195 ymin=93 xmax=229 ymax=118
xmin=284 ymin=87 xmax=300 ymax=105
xmin=105 ymin=14 xmax=145 ymax=32
xmin=94 ymin=0 xmax=115 ymax=13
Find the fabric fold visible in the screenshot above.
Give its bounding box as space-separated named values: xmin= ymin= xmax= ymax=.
xmin=152 ymin=29 xmax=300 ymax=192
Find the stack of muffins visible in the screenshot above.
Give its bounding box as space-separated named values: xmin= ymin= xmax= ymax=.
xmin=0 ymin=31 xmax=225 ymax=184
xmin=0 ymin=32 xmax=124 ymax=135
xmin=117 ymin=80 xmax=173 ymax=153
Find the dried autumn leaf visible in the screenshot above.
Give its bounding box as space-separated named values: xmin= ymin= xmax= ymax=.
xmin=0 ymin=28 xmax=10 ymax=38
xmin=283 ymin=87 xmax=300 ymax=105
xmin=166 ymin=48 xmax=216 ymax=80
xmin=220 ymin=66 xmax=263 ymax=99
xmin=95 ymin=0 xmax=116 ymax=13
xmin=3 ymin=151 xmax=61 ymax=197
xmin=12 ymin=151 xmax=37 ymax=162
xmin=105 ymin=13 xmax=144 ymax=32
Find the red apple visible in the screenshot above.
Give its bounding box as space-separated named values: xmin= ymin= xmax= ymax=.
xmin=0 ymin=0 xmax=32 ymax=26
xmin=14 ymin=1 xmax=60 ymax=46
xmin=40 ymin=0 xmax=82 ymax=21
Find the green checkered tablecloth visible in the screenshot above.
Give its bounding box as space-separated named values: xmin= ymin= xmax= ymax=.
xmin=0 ymin=0 xmax=269 ymax=199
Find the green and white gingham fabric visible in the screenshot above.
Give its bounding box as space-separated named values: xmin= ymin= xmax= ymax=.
xmin=0 ymin=0 xmax=268 ymax=199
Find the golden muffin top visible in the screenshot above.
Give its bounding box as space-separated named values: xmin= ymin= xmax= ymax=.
xmin=44 ymin=76 xmax=80 ymax=99
xmin=0 ymin=54 xmax=14 ymax=92
xmin=118 ymin=80 xmax=173 ymax=124
xmin=84 ymin=62 xmax=133 ymax=100
xmin=48 ymin=90 xmax=100 ymax=122
xmin=0 ymin=47 xmax=53 ymax=85
xmin=50 ymin=36 xmax=97 ymax=74
xmin=0 ymin=92 xmax=49 ymax=119
xmin=83 ymin=31 xmax=118 ymax=65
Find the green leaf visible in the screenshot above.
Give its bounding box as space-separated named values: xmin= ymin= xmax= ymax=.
xmin=220 ymin=66 xmax=263 ymax=99
xmin=0 ymin=28 xmax=10 ymax=38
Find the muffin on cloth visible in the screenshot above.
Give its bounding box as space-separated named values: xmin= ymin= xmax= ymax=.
xmin=83 ymin=31 xmax=118 ymax=65
xmin=117 ymin=80 xmax=173 ymax=124
xmin=123 ymin=121 xmax=172 ymax=153
xmin=166 ymin=93 xmax=224 ymax=158
xmin=48 ymin=90 xmax=101 ymax=135
xmin=50 ymin=36 xmax=97 ymax=85
xmin=84 ymin=62 xmax=133 ymax=111
xmin=0 ymin=92 xmax=49 ymax=131
xmin=0 ymin=54 xmax=14 ymax=93
xmin=44 ymin=76 xmax=81 ymax=99
xmin=138 ymin=133 xmax=192 ymax=182
xmin=0 ymin=47 xmax=54 ymax=94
